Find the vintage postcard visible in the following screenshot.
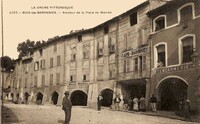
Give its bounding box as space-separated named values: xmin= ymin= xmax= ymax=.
xmin=1 ymin=0 xmax=200 ymax=123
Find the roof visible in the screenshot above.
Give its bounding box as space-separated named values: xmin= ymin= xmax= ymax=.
xmin=33 ymin=1 xmax=150 ymax=51
xmin=147 ymin=0 xmax=195 ymax=17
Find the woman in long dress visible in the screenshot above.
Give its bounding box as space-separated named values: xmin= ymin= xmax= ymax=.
xmin=139 ymin=96 xmax=146 ymax=112
xmin=133 ymin=96 xmax=139 ymax=111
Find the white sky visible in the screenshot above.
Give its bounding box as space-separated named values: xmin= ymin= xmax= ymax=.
xmin=1 ymin=0 xmax=145 ymax=59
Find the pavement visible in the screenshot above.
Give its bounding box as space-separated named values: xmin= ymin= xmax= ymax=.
xmin=2 ymin=103 xmax=200 ymax=124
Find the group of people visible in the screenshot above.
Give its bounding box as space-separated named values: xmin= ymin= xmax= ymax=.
xmin=112 ymin=95 xmax=146 ymax=112
xmin=120 ymin=96 xmax=146 ymax=112
xmin=97 ymin=93 xmax=157 ymax=112
xmin=61 ymin=92 xmax=191 ymax=124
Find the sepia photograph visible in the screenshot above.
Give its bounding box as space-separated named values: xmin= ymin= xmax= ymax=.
xmin=1 ymin=0 xmax=200 ymax=123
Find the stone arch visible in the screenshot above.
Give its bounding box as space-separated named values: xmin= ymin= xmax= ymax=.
xmin=156 ymin=76 xmax=188 ymax=89
xmin=156 ymin=76 xmax=188 ymax=111
xmin=51 ymin=91 xmax=59 ymax=105
xmin=36 ymin=92 xmax=43 ymax=105
xmin=100 ymin=88 xmax=113 ymax=107
xmin=70 ymin=90 xmax=87 ymax=106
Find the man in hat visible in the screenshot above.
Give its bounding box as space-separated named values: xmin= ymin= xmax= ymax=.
xmin=62 ymin=91 xmax=72 ymax=124
xmin=97 ymin=93 xmax=103 ymax=111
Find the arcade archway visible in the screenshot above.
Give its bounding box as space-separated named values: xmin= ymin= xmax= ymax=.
xmin=100 ymin=89 xmax=113 ymax=107
xmin=36 ymin=92 xmax=43 ymax=105
xmin=157 ymin=77 xmax=188 ymax=111
xmin=70 ymin=90 xmax=87 ymax=106
xmin=51 ymin=91 xmax=59 ymax=105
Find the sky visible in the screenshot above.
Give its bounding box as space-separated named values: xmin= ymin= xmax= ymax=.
xmin=1 ymin=0 xmax=146 ymax=59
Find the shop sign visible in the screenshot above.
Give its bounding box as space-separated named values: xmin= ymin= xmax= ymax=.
xmin=156 ymin=63 xmax=196 ymax=74
xmin=121 ymin=47 xmax=148 ymax=59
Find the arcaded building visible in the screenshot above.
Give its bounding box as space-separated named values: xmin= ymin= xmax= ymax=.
xmin=5 ymin=0 xmax=189 ymax=111
xmin=147 ymin=0 xmax=200 ymax=112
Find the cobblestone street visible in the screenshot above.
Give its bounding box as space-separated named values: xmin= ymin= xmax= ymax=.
xmin=2 ymin=103 xmax=198 ymax=124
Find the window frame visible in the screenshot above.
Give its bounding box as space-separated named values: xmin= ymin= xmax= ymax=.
xmin=129 ymin=12 xmax=138 ymax=26
xmin=153 ymin=15 xmax=167 ymax=32
xmin=178 ymin=34 xmax=196 ymax=65
xmin=177 ymin=3 xmax=195 ymax=24
xmin=154 ymin=42 xmax=168 ymax=68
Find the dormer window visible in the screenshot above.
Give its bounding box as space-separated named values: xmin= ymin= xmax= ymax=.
xmin=153 ymin=15 xmax=166 ymax=32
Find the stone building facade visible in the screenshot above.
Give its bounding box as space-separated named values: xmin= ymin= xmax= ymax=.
xmin=147 ymin=0 xmax=200 ymax=112
xmin=7 ymin=0 xmax=200 ymax=113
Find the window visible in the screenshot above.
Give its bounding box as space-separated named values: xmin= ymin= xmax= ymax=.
xmin=70 ymin=75 xmax=76 ymax=82
xmin=19 ymin=79 xmax=22 ymax=88
xmin=157 ymin=45 xmax=166 ymax=67
xmin=142 ymin=56 xmax=146 ymax=70
xmin=124 ymin=59 xmax=130 ymax=72
xmin=83 ymin=68 xmax=89 ymax=81
xmin=50 ymin=58 xmax=53 ymax=68
xmin=181 ymin=36 xmax=194 ymax=63
xmin=42 ymin=75 xmax=45 ymax=86
xmin=50 ymin=74 xmax=53 ymax=85
xmin=71 ymin=47 xmax=76 ymax=61
xmin=56 ymin=73 xmax=60 ymax=85
xmin=109 ymin=63 xmax=116 ymax=79
xmin=71 ymin=54 xmax=76 ymax=60
xmin=134 ymin=58 xmax=138 ymax=71
xmin=34 ymin=76 xmax=37 ymax=87
xmin=25 ymin=79 xmax=27 ymax=88
xmin=98 ymin=40 xmax=104 ymax=57
xmin=25 ymin=65 xmax=28 ymax=73
xmin=97 ymin=66 xmax=103 ymax=80
xmin=57 ymin=56 xmax=61 ymax=66
xmin=124 ymin=34 xmax=128 ymax=50
xmin=40 ymin=59 xmax=45 ymax=69
xmin=78 ymin=35 xmax=82 ymax=42
xmin=154 ymin=16 xmax=165 ymax=31
xmin=53 ymin=44 xmax=57 ymax=53
xmin=70 ymin=69 xmax=76 ymax=82
xmin=109 ymin=37 xmax=116 ymax=53
xmin=179 ymin=4 xmax=193 ymax=23
xmin=83 ymin=45 xmax=90 ymax=59
xmin=130 ymin=12 xmax=137 ymax=26
xmin=104 ymin=26 xmax=109 ymax=34
xmin=139 ymin=56 xmax=143 ymax=72
xmin=39 ymin=49 xmax=43 ymax=56
xmin=34 ymin=61 xmax=39 ymax=71
xmin=83 ymin=51 xmax=89 ymax=59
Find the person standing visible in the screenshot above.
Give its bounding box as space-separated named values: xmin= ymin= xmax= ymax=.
xmin=113 ymin=95 xmax=121 ymax=111
xmin=24 ymin=93 xmax=30 ymax=104
xmin=139 ymin=95 xmax=146 ymax=112
xmin=183 ymin=99 xmax=191 ymax=119
xmin=150 ymin=94 xmax=157 ymax=112
xmin=123 ymin=98 xmax=128 ymax=111
xmin=133 ymin=96 xmax=139 ymax=111
xmin=62 ymin=91 xmax=72 ymax=124
xmin=97 ymin=93 xmax=103 ymax=111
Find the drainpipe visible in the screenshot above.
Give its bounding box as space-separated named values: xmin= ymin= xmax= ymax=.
xmin=114 ymin=18 xmax=120 ymax=102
